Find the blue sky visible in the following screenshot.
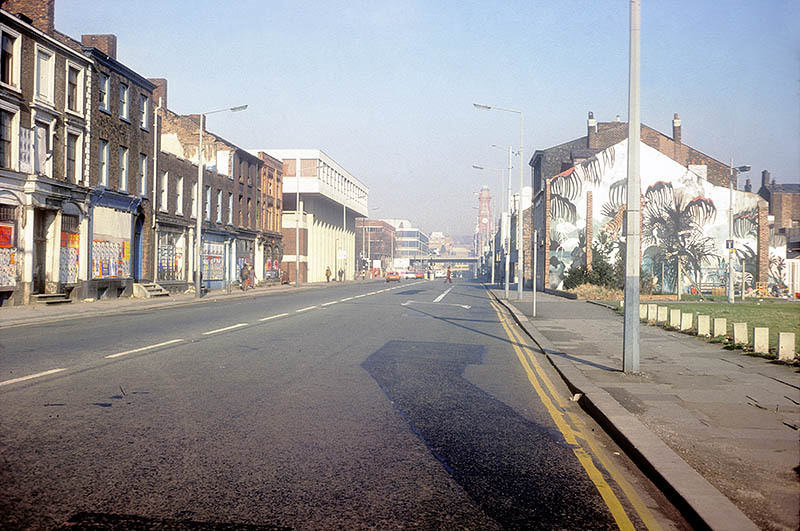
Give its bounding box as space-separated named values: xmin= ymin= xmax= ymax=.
xmin=57 ymin=0 xmax=799 ymax=237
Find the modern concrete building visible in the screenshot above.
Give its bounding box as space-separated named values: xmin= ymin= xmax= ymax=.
xmin=258 ymin=149 xmax=368 ymax=283
xmin=382 ymin=219 xmax=429 ymax=260
xmin=355 ymin=218 xmax=395 ymax=275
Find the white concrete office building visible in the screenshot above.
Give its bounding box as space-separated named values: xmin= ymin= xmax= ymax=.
xmin=253 ymin=149 xmax=368 ymax=283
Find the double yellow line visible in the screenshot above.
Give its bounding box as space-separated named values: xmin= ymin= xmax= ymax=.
xmin=488 ymin=299 xmax=661 ymax=531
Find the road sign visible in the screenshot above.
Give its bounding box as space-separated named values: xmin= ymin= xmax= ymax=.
xmin=726 ymin=239 xmax=734 ymax=249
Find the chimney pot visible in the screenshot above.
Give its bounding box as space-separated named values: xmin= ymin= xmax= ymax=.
xmin=761 ymin=170 xmax=770 ymax=189
xmin=672 ymin=113 xmax=682 ymax=144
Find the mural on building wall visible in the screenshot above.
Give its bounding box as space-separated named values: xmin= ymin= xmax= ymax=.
xmin=548 ymin=140 xmax=777 ymax=292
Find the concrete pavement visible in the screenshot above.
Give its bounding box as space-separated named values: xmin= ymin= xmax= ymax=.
xmin=491 ymin=287 xmax=799 ymax=530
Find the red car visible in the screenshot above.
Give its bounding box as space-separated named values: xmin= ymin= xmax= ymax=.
xmin=385 ymin=272 xmax=400 ymax=282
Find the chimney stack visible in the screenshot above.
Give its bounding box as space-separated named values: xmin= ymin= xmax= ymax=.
xmin=761 ymin=170 xmax=771 ymax=189
xmin=3 ymin=0 xmax=55 ymax=34
xmin=587 ymin=111 xmax=597 ymax=148
xmin=148 ymin=78 xmax=167 ymax=109
xmin=81 ymin=34 xmax=117 ymax=59
xmin=744 ymin=178 xmax=752 ymax=193
xmin=672 ymin=113 xmax=681 ymax=144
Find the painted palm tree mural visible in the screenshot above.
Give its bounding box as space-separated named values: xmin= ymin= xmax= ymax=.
xmin=640 ymin=181 xmax=719 ymax=292
xmin=545 ymin=139 xmax=773 ymax=291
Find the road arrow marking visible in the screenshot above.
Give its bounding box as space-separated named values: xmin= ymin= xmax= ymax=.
xmin=433 ymin=287 xmax=453 ymax=303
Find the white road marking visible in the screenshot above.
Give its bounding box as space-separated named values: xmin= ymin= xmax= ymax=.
xmin=354 ymin=294 xmax=367 ymax=298
xmin=402 ymin=300 xmax=470 ymax=309
xmin=434 ymin=287 xmax=453 ymax=303
xmin=105 ymin=338 xmax=185 ymax=359
xmin=202 ymin=323 xmax=248 ymax=335
xmin=321 ymin=301 xmax=338 ymax=307
xmin=0 ymin=368 xmax=67 ymax=387
xmin=340 ymin=297 xmax=354 ymax=302
xmin=296 ymin=306 xmax=317 ymax=312
xmin=259 ymin=313 xmax=289 ymax=321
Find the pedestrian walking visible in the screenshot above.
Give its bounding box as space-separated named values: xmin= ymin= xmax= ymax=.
xmin=240 ymin=262 xmax=249 ymax=291
xmin=338 ymin=268 xmax=344 ymax=282
xmin=248 ymin=263 xmax=255 ymax=289
xmin=445 ymin=266 xmax=452 ymax=284
xmin=325 ymin=266 xmax=331 ymax=282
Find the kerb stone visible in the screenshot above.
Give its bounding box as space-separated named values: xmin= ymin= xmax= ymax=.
xmin=697 ymin=315 xmax=711 ymax=336
xmin=733 ymin=323 xmax=748 ymax=345
xmin=753 ymin=327 xmax=769 ymax=354
xmin=777 ymin=333 xmax=796 ymax=362
xmin=669 ymin=309 xmax=681 ymax=328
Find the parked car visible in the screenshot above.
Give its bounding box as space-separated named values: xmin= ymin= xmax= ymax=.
xmin=385 ymin=272 xmax=400 ymax=282
xmin=415 ymin=272 xmax=424 ymax=279
xmin=401 ymin=271 xmax=417 ymax=279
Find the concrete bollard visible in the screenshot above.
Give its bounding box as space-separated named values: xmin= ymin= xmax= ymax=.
xmin=713 ymin=317 xmax=727 ymax=338
xmin=753 ymin=327 xmax=769 ymax=354
xmin=697 ymin=315 xmax=711 ymax=336
xmin=657 ymin=306 xmax=668 ymax=324
xmin=777 ymin=333 xmax=796 ymax=362
xmin=733 ymin=323 xmax=748 ymax=345
xmin=669 ymin=309 xmax=681 ymax=328
xmin=640 ymin=304 xmax=647 ymax=319
xmin=680 ymin=312 xmax=693 ymax=331
xmin=647 ymin=304 xmax=658 ymax=322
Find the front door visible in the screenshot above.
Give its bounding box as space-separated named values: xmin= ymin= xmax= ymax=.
xmin=32 ymin=209 xmax=48 ymax=294
xmin=133 ymin=215 xmax=143 ymax=281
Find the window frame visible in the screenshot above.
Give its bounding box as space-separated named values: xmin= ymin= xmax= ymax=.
xmin=34 ymin=44 xmax=56 ymax=106
xmin=65 ymin=129 xmax=82 ymax=184
xmin=0 ymin=24 xmax=21 ymax=91
xmin=176 ymin=176 xmax=183 ymax=215
xmin=119 ymin=82 xmax=129 ymax=121
xmin=139 ymin=94 xmax=149 ymax=130
xmin=160 ymin=171 xmax=169 ymax=212
xmin=98 ymin=139 xmax=109 ymax=186
xmin=227 ymin=192 xmax=233 ymax=224
xmin=0 ymin=101 xmax=18 ymax=170
xmin=118 ymin=146 xmax=128 ymax=192
xmin=139 ymin=153 xmax=148 ymax=197
xmin=98 ymin=73 xmax=110 ymax=113
xmin=216 ymin=189 xmax=222 ymax=223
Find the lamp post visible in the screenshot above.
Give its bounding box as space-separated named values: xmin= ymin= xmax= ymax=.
xmin=623 ymin=0 xmax=640 ymax=372
xmin=194 ymin=104 xmax=247 ymax=298
xmin=475 ymin=103 xmax=524 ymax=299
xmin=728 ymin=163 xmax=751 ymax=303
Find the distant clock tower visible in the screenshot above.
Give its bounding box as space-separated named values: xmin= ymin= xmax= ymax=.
xmin=476 ymin=186 xmax=492 ymax=256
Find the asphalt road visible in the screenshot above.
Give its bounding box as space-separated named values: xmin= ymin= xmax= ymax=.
xmin=0 ymin=279 xmax=684 ymax=529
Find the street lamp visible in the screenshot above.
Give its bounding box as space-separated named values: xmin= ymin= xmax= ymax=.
xmin=728 ymin=163 xmax=751 ymax=304
xmin=195 ymin=104 xmax=247 ymax=298
xmin=474 ymin=102 xmax=525 ymax=300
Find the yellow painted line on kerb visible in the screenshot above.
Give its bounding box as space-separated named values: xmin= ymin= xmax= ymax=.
xmin=106 ymin=338 xmax=184 ymax=359
xmin=493 ymin=301 xmax=662 ymax=531
xmin=488 ymin=299 xmax=638 ymax=531
xmin=0 ymin=368 xmax=67 ymax=387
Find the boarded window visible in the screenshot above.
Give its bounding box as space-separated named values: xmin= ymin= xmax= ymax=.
xmin=283 ymin=159 xmax=296 ymax=176
xmin=300 ymin=159 xmax=317 ymax=177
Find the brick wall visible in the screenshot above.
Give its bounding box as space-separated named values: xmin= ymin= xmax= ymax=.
xmin=81 ymin=34 xmax=116 ymax=58
xmin=2 ymin=0 xmax=54 ymax=34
